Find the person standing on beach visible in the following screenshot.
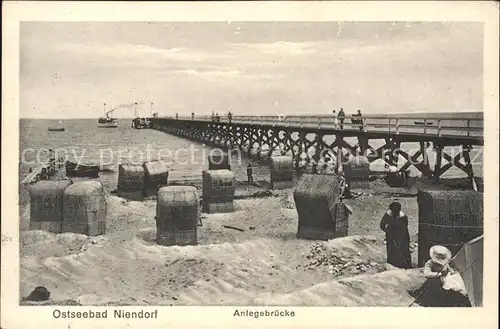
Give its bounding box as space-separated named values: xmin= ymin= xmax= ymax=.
xmin=338 ymin=108 xmax=346 ymax=129
xmin=48 ymin=149 xmax=56 ymax=175
xmin=379 ymin=201 xmax=412 ymax=269
xmin=246 ymin=163 xmax=253 ymax=183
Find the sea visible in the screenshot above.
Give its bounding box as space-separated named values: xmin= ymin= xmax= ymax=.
xmin=18 ymin=118 xmax=483 ymax=213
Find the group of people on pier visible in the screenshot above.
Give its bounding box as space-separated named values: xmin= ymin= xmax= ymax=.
xmin=333 ymin=108 xmax=364 ymax=130
xmin=176 ymin=111 xmax=231 ymax=122
xmin=210 ymin=111 xmax=232 ymax=123
xmin=179 ymin=109 xmax=364 ymax=129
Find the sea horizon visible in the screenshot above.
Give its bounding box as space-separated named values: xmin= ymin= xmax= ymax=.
xmin=19 ymin=110 xmax=484 ymax=121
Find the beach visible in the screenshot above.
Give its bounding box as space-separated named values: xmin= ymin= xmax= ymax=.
xmin=18 ymin=118 xmax=482 ymax=306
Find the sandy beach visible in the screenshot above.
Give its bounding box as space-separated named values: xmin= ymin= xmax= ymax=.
xmin=19 ymin=174 xmax=480 ymax=307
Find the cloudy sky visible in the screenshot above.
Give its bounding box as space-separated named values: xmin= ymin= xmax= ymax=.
xmin=20 ymin=21 xmax=483 ymax=119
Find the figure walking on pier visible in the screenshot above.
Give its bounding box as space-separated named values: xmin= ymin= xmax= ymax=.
xmin=247 ymin=163 xmax=253 ymax=183
xmin=356 ymin=109 xmax=364 ymax=131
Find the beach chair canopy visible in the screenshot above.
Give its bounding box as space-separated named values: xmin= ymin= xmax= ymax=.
xmin=450 ymin=235 xmax=483 ymax=307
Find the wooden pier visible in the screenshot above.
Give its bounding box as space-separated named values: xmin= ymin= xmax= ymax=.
xmin=149 ymin=113 xmax=483 ymax=184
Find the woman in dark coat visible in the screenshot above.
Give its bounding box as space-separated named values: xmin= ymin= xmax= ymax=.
xmin=380 ymin=201 xmax=412 ymax=269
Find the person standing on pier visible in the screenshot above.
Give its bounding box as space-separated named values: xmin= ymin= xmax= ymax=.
xmin=212 ymin=111 xmax=215 ymax=122
xmin=356 ymin=110 xmax=364 ymax=131
xmin=228 ymin=111 xmax=232 ymax=123
xmin=191 ymin=112 xmax=195 ymax=120
xmin=338 ymin=108 xmax=346 ymax=129
xmin=379 ymin=201 xmax=412 ymax=269
xmin=332 ymin=110 xmax=338 ymax=129
xmin=247 ymin=163 xmax=253 ymax=184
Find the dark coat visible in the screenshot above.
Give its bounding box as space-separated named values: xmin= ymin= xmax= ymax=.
xmin=380 ymin=210 xmax=412 ymax=269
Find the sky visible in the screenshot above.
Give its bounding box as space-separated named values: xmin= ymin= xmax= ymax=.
xmin=20 ymin=21 xmax=483 ymax=119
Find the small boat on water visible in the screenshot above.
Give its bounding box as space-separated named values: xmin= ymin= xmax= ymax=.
xmin=98 ymin=103 xmax=119 ymax=128
xmin=48 ymin=120 xmax=65 ymax=132
xmin=65 ymin=161 xmax=100 ymax=178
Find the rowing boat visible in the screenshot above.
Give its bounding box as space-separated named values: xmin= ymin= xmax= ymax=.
xmin=65 ymin=161 xmax=100 ymax=178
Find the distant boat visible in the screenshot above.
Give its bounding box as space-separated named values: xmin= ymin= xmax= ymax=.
xmin=98 ymin=102 xmax=118 ymax=127
xmin=48 ymin=120 xmax=65 ymax=132
xmin=98 ymin=116 xmax=117 ymax=124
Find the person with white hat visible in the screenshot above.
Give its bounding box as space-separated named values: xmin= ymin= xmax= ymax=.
xmin=420 ymin=245 xmax=453 ymax=304
xmin=424 ymin=245 xmax=453 ymax=279
xmin=410 ymin=245 xmax=470 ymax=307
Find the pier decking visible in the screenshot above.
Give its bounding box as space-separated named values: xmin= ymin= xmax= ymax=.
xmin=149 ymin=113 xmax=483 ymax=183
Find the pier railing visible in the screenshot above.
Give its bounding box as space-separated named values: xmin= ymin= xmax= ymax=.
xmin=162 ymin=114 xmax=483 ymax=139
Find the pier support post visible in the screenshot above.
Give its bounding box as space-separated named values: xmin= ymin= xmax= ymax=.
xmin=357 ymin=136 xmax=369 ymax=156
xmin=419 ymin=141 xmax=432 ymax=178
xmin=384 ymin=138 xmax=400 ymax=169
xmin=267 ymin=129 xmax=276 ymax=158
xmin=462 ymin=144 xmax=477 ymax=191
xmin=313 ymin=134 xmax=323 ymax=174
xmin=282 ymin=130 xmax=291 ymax=155
xmin=335 ymin=134 xmax=343 ymax=174
xmin=434 ymin=143 xmax=443 ymax=182
xmin=295 ymin=132 xmax=306 ymax=169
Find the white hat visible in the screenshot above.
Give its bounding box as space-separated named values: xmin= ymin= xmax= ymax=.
xmin=429 ymin=245 xmax=452 ymax=265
